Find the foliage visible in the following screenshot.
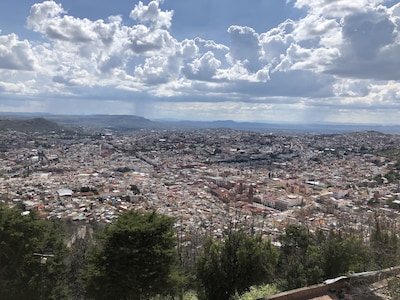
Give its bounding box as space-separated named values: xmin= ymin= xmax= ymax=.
xmin=233 ymin=284 xmax=279 ymax=300
xmin=387 ymin=277 xmax=400 ymax=299
xmin=64 ymin=222 xmax=101 ymax=300
xmin=370 ymin=212 xmax=400 ymax=269
xmin=278 ymin=224 xmax=324 ymax=290
xmin=325 ymin=231 xmax=373 ymax=276
xmin=196 ymin=230 xmax=279 ymax=300
xmin=3 ymin=202 xmax=400 ymax=300
xmin=116 ymin=166 xmax=131 ymax=173
xmin=0 ymin=206 xmax=68 ymax=300
xmin=277 ymin=224 xmax=382 ymax=291
xmin=130 ymin=184 xmax=141 ymax=195
xmin=151 ymin=290 xmax=198 ymax=300
xmin=83 ymin=210 xmax=184 ymax=300
xmin=79 ymin=186 xmax=99 ymax=194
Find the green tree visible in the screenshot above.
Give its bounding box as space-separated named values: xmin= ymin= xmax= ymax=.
xmin=278 ymin=224 xmax=323 ymax=290
xmin=84 ymin=210 xmax=184 ymax=300
xmin=305 ymin=244 xmax=324 ymax=284
xmin=196 ymin=230 xmax=278 ymax=300
xmin=370 ymin=212 xmax=400 ymax=269
xmin=341 ymin=234 xmax=372 ymax=273
xmin=0 ymin=206 xmax=68 ymax=300
xmin=65 ymin=222 xmax=101 ymax=300
xmin=321 ymin=230 xmax=373 ymax=279
xmin=196 ymin=237 xmax=226 ymax=300
xmin=321 ymin=231 xmax=349 ymax=278
xmin=130 ymin=184 xmax=140 ymax=195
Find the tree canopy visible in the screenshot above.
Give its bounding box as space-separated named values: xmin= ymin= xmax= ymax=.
xmin=2 ymin=202 xmax=400 ymax=300
xmin=0 ymin=206 xmax=68 ymax=300
xmin=196 ymin=230 xmax=279 ymax=300
xmin=84 ymin=210 xmax=183 ymax=300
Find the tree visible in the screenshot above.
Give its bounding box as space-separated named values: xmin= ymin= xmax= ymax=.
xmin=196 ymin=230 xmax=279 ymax=300
xmin=64 ymin=221 xmax=101 ymax=300
xmin=196 ymin=237 xmax=226 ymax=300
xmin=130 ymin=184 xmax=140 ymax=195
xmin=84 ymin=210 xmax=184 ymax=300
xmin=321 ymin=230 xmax=349 ymax=278
xmin=0 ymin=206 xmax=68 ymax=300
xmin=318 ymin=228 xmax=374 ymax=281
xmin=278 ymin=224 xmax=323 ymax=290
xmin=370 ymin=212 xmax=400 ymax=269
xmin=341 ymin=234 xmax=372 ymax=273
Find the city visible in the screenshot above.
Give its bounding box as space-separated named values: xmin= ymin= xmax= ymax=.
xmin=2 ymin=0 xmax=400 ymax=298
xmin=1 ymin=126 xmax=400 ymax=244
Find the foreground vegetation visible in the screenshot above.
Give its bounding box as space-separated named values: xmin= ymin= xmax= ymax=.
xmin=1 ymin=205 xmax=400 ymax=299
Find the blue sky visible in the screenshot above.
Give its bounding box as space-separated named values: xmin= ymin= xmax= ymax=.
xmin=1 ymin=0 xmax=400 ymax=124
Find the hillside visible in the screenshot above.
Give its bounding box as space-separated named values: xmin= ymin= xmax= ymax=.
xmin=2 ymin=113 xmax=400 ymax=134
xmin=0 ymin=117 xmax=67 ymax=133
xmin=45 ymin=114 xmax=175 ymax=131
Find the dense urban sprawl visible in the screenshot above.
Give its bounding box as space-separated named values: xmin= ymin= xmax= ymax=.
xmin=1 ymin=128 xmax=400 ymax=244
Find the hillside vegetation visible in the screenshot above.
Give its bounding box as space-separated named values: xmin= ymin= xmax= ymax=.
xmin=1 ymin=205 xmax=400 ymax=300
xmin=0 ymin=117 xmax=66 ymax=133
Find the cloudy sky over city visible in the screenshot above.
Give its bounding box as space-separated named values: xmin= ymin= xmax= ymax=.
xmin=1 ymin=0 xmax=400 ymax=124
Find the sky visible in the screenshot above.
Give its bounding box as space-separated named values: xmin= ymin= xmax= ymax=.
xmin=1 ymin=0 xmax=400 ymax=124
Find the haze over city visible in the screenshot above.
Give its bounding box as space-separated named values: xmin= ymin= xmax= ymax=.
xmin=1 ymin=0 xmax=400 ymax=124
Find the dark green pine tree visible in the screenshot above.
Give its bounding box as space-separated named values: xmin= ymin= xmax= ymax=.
xmin=0 ymin=206 xmax=69 ymax=300
xmin=196 ymin=230 xmax=279 ymax=300
xmin=83 ymin=210 xmax=184 ymax=300
xmin=278 ymin=224 xmax=324 ymax=290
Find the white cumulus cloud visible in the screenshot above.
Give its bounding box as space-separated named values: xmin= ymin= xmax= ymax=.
xmin=0 ymin=34 xmax=36 ymax=70
xmin=129 ymin=0 xmax=173 ymax=29
xmin=1 ymin=0 xmax=400 ymax=123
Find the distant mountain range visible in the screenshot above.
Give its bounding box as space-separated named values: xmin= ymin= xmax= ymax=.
xmin=172 ymin=119 xmax=400 ymax=134
xmin=0 ymin=113 xmax=400 ymax=134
